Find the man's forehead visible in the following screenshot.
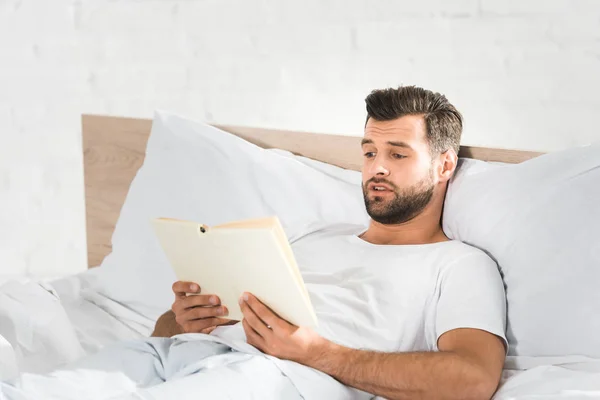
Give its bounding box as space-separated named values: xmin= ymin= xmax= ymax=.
xmin=363 ymin=115 xmax=426 ymax=143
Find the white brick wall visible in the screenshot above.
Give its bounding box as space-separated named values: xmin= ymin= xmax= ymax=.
xmin=1 ymin=0 xmax=599 ymax=279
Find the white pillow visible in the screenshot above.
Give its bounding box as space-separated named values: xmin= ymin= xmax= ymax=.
xmin=443 ymin=143 xmax=600 ymax=358
xmin=90 ymin=111 xmax=369 ymax=320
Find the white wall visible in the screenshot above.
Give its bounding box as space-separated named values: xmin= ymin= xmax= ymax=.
xmin=1 ymin=0 xmax=599 ymax=279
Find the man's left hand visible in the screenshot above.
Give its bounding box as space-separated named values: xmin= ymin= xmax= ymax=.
xmin=239 ymin=292 xmax=327 ymax=365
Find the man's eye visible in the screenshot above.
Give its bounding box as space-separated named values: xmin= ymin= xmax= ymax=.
xmin=364 ymin=152 xmax=376 ymax=158
xmin=392 ymin=154 xmax=406 ymax=159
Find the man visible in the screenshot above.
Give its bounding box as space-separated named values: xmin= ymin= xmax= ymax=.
xmin=1 ymin=86 xmax=506 ymax=400
xmin=152 ymin=86 xmax=507 ymax=399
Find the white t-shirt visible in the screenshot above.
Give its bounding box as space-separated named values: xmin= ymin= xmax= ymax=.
xmin=209 ymin=223 xmax=507 ymax=399
xmin=291 ymin=223 xmax=507 ymax=353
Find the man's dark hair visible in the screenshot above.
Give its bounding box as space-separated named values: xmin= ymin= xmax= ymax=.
xmin=365 ymin=86 xmax=463 ymax=155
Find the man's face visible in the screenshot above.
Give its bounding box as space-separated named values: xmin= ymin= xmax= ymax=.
xmin=361 ymin=115 xmax=438 ymax=225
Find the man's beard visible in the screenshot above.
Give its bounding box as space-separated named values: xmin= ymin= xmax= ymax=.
xmin=362 ymin=173 xmax=435 ymax=225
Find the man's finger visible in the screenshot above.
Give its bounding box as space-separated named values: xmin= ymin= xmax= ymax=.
xmin=172 ymin=294 xmax=215 ymax=314
xmin=242 ymin=319 xmax=265 ymax=350
xmin=182 ymin=305 xmax=228 ymax=321
xmin=240 ymin=297 xmax=272 ymax=338
xmin=184 ymin=317 xmax=230 ymax=333
xmin=172 ymin=294 xmax=221 ymax=318
xmin=242 ymin=293 xmax=285 ymax=330
xmin=201 ymin=326 xmax=217 ymax=334
xmin=179 ymin=294 xmax=220 ymax=310
xmin=172 ymin=281 xmax=201 ymax=297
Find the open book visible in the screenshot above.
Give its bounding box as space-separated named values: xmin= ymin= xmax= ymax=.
xmin=151 ymin=216 xmax=318 ymax=328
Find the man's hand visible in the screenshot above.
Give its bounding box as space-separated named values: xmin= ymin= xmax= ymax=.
xmin=239 ymin=292 xmax=327 ymax=364
xmin=239 ymin=293 xmax=504 ymax=400
xmin=171 ymin=281 xmax=238 ymax=334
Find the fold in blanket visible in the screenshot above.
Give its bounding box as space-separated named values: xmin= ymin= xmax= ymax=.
xmin=1 ymin=337 xmax=303 ymax=400
xmin=0 ymin=281 xmax=85 ymax=380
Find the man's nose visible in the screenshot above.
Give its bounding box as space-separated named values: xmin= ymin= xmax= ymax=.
xmin=370 ymin=157 xmax=390 ymax=176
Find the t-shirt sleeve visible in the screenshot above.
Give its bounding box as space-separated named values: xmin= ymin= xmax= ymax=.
xmin=434 ymin=252 xmax=508 ymax=352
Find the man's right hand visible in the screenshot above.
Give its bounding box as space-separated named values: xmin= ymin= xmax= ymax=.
xmin=171 ymin=281 xmax=238 ymax=334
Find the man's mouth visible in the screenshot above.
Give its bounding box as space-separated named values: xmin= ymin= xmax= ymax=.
xmin=368 ymin=182 xmax=393 ymax=192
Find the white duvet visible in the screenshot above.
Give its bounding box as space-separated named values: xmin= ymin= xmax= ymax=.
xmin=1 ymin=275 xmax=600 ymax=400
xmin=0 ymin=273 xmax=151 ymax=380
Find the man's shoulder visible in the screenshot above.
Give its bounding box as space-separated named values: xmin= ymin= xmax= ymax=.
xmin=440 ymin=240 xmax=489 ymax=256
xmin=437 ymin=240 xmax=498 ymax=273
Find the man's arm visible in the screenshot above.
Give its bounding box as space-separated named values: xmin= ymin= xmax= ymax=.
xmin=151 ymin=310 xmax=184 ymax=337
xmin=240 ymin=293 xmax=505 ymax=400
xmin=305 ymin=328 xmax=505 ymax=400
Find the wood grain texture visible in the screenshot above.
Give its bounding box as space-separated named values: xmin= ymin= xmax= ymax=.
xmin=82 ymin=114 xmax=543 ymax=268
xmin=213 ymin=125 xmax=545 ymax=167
xmin=458 ymin=146 xmax=543 ymax=164
xmin=82 ymin=115 xmax=152 ymax=267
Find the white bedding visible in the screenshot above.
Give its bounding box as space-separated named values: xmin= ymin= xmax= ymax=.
xmin=495 ymin=361 xmax=600 ymax=399
xmin=2 ymin=339 xmax=304 ymax=400
xmin=0 ymin=270 xmax=152 ymax=380
xmin=1 ymin=274 xmax=600 ymax=399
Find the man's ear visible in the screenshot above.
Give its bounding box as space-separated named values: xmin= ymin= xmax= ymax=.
xmin=437 ymin=149 xmax=458 ymax=184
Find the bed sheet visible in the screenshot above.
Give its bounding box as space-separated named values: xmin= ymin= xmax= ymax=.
xmin=2 ymin=272 xmax=600 ymax=399
xmin=0 ymin=269 xmax=154 ymax=380
xmin=493 ymin=357 xmax=600 ymax=399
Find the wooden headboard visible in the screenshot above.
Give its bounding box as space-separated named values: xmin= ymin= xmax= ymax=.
xmin=82 ymin=114 xmax=544 ymax=268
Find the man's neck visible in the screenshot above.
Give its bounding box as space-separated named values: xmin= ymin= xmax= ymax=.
xmin=359 ymin=196 xmax=449 ymax=246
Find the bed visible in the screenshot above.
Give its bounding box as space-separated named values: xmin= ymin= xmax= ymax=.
xmin=0 ymin=113 xmax=598 ymax=399
xmin=80 ymin=114 xmax=542 ymax=269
